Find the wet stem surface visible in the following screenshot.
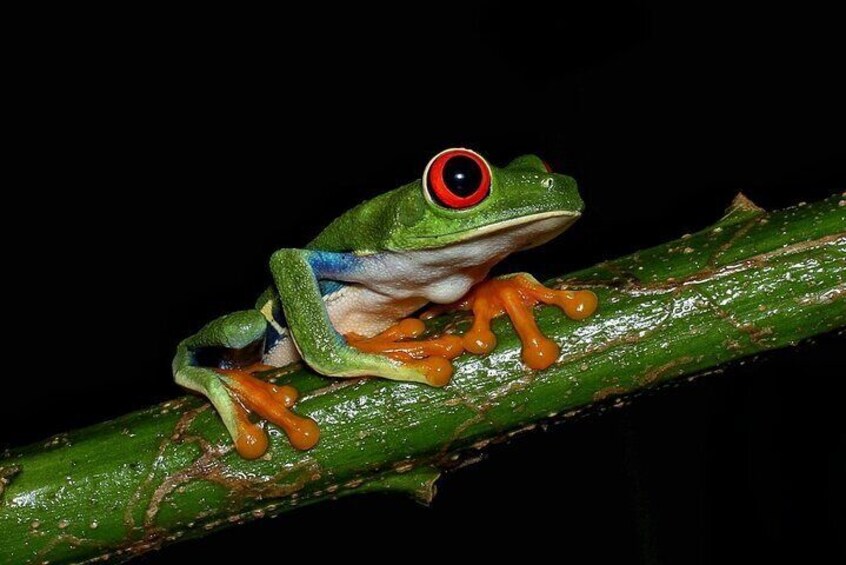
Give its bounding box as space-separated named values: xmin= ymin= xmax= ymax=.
xmin=0 ymin=195 xmax=844 ymax=563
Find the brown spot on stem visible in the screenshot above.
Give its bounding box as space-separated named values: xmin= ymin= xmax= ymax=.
xmin=34 ymin=534 xmax=105 ymax=562
xmin=636 ymin=357 xmax=695 ymax=386
xmin=694 ymin=289 xmax=776 ymax=346
xmin=593 ymin=385 xmax=628 ymax=401
xmin=125 ymin=404 xmax=209 ymax=531
xmin=301 ymin=378 xmax=361 ymax=401
xmin=709 ymin=215 xmax=764 ymax=267
xmin=0 ymin=464 xmax=21 ymax=505
xmin=143 ymin=437 xmax=321 ymax=529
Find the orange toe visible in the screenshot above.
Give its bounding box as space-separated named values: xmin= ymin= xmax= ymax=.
xmin=521 ymin=334 xmax=560 ymax=370
xmin=462 ymin=326 xmax=496 ymax=355
xmin=559 ymin=290 xmax=598 ymax=320
xmin=426 ymin=275 xmax=598 ymax=370
xmin=218 ymin=369 xmax=320 ymax=455
xmin=234 ymin=420 xmax=269 ymax=460
xmin=407 ymin=356 xmax=454 ymax=387
xmin=268 ymin=383 xmax=299 ymax=408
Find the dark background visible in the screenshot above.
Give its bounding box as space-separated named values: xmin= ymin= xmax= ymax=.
xmin=4 ymin=2 xmax=844 ymax=563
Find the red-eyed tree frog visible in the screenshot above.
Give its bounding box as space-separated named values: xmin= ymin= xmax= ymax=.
xmin=173 ymin=149 xmax=598 ymax=458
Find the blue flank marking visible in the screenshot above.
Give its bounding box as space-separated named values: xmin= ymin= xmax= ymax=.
xmin=310 ymin=253 xmax=356 ymax=349
xmin=319 ymin=279 xmax=345 ymax=297
xmin=307 ymin=250 xmax=359 ymax=279
xmin=263 ymin=316 xmax=286 ymax=353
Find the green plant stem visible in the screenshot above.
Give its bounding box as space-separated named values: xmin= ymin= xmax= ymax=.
xmin=1 ymin=194 xmax=844 ymax=564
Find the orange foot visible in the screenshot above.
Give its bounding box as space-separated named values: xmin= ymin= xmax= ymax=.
xmin=216 ymin=363 xmax=320 ymax=458
xmin=347 ymin=318 xmax=464 ymax=387
xmin=422 ymin=275 xmax=598 ymax=370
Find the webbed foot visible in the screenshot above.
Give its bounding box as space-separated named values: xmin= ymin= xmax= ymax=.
xmin=174 ymin=310 xmax=320 ymax=458
xmin=422 ymin=274 xmax=598 ymax=370
xmin=216 ymin=364 xmax=320 ymax=456
xmin=176 ymin=363 xmax=320 ymax=459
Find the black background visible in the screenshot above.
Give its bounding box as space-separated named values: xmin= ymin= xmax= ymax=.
xmin=4 ymin=2 xmax=844 ymax=563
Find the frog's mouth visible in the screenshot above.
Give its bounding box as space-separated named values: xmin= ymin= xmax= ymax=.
xmin=416 ymin=210 xmax=581 ymax=247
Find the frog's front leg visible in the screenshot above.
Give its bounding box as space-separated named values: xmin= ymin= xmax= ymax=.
xmin=423 ymin=274 xmax=598 ymax=370
xmin=173 ymin=310 xmax=319 ymax=458
xmin=270 ymin=249 xmax=460 ymax=387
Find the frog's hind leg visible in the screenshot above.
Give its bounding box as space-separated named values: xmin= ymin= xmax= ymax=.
xmin=173 ymin=310 xmax=319 ymax=458
xmin=271 ymin=248 xmax=461 ymax=387
xmin=346 ymin=318 xmax=464 ymax=377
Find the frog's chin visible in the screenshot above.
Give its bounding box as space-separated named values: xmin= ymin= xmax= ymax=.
xmin=422 ymin=210 xmax=581 ymax=248
xmin=512 ymin=213 xmax=580 ymax=251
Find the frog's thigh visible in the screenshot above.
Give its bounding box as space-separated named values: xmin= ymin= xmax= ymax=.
xmin=262 ymin=285 xmax=420 ymax=368
xmin=269 ymin=248 xmax=442 ymax=385
xmin=174 ymin=309 xmax=268 ymax=365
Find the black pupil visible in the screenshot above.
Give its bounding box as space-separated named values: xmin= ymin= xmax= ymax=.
xmin=442 ymin=155 xmax=482 ymax=197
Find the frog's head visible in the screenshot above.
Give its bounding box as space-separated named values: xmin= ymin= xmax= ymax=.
xmin=388 ymin=148 xmax=584 ymax=251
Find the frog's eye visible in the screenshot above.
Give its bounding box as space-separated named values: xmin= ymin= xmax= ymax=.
xmin=423 ymin=148 xmax=491 ymax=209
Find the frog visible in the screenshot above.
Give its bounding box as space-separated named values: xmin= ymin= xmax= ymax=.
xmin=173 ymin=148 xmax=598 ymax=459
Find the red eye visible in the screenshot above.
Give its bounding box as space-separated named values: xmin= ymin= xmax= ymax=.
xmin=424 ymin=148 xmax=491 ymax=209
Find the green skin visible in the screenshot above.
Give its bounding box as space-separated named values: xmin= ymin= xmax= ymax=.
xmin=173 ymin=149 xmax=585 ymax=448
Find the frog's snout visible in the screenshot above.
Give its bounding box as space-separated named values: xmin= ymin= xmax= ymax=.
xmin=545 ymin=172 xmax=584 ymax=214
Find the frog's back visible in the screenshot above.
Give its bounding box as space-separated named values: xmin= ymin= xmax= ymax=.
xmin=307 ymin=184 xmax=419 ymax=253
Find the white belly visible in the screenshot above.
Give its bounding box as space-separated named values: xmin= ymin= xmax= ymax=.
xmin=262 ymin=285 xmax=429 ymax=368
xmin=351 ymin=215 xmax=573 ymax=302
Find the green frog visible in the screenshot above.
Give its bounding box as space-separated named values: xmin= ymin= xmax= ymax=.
xmin=173 ymin=148 xmax=597 ymax=458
